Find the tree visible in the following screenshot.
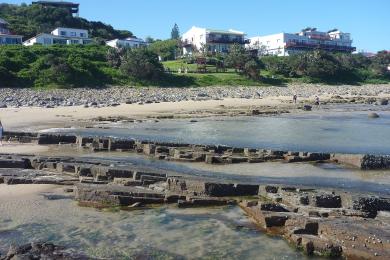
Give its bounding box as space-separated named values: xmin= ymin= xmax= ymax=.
xmin=225 ymin=43 xmax=252 ymax=72
xmin=145 ymin=36 xmax=155 ymax=44
xmin=148 ymin=39 xmax=179 ymax=61
xmin=106 ymin=48 xmax=123 ymax=68
xmin=244 ymin=60 xmax=261 ymax=80
xmin=120 ymin=47 xmax=164 ymax=80
xmin=171 ymin=23 xmax=180 ymax=40
xmin=292 ymin=50 xmax=345 ymax=79
xmin=0 ymin=3 xmax=133 ymax=40
xmin=370 ymin=51 xmax=390 ymax=77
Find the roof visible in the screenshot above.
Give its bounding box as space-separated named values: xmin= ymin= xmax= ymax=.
xmin=23 ymin=32 xmax=90 ymax=43
xmin=206 ymin=28 xmax=244 ymax=35
xmin=0 ymin=18 xmax=9 ymax=25
xmin=52 ymin=27 xmax=88 ymax=31
xmin=0 ymin=34 xmax=23 ymax=37
xmin=32 ymin=1 xmax=79 ymax=7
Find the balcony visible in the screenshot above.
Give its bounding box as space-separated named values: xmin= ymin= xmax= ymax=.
xmin=182 ymin=40 xmax=193 ymax=47
xmin=285 ymin=41 xmax=356 ymax=52
xmin=207 ymin=37 xmax=248 ymax=45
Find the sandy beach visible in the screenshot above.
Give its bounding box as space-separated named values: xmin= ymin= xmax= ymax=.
xmin=0 ymin=97 xmax=287 ymax=130
xmin=1 ymin=91 xmax=389 ymax=131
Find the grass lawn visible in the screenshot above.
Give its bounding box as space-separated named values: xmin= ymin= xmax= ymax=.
xmin=161 ymin=59 xmax=290 ymax=87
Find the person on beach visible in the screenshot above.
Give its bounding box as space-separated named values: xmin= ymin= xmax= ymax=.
xmin=0 ymin=120 xmax=3 ymax=146
xmin=293 ymin=94 xmax=297 ymax=104
xmin=315 ymin=96 xmax=320 ymax=106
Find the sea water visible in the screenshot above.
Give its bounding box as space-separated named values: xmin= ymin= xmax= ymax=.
xmin=45 ymin=109 xmax=390 ymax=154
xmin=0 ymin=185 xmax=318 ymax=259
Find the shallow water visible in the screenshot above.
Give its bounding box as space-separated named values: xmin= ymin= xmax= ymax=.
xmin=0 ymin=185 xmax=317 ymax=259
xmin=35 ymin=148 xmax=390 ymax=195
xmin=44 ymin=109 xmax=390 ymax=155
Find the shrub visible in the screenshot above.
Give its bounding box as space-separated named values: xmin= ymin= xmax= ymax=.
xmin=120 ymin=47 xmax=164 ymax=80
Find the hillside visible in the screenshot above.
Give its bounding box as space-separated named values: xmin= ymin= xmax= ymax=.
xmin=0 ymin=3 xmax=133 ymax=40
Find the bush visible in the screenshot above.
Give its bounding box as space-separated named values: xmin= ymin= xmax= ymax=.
xmin=120 ymin=47 xmax=164 ymax=80
xmin=244 ymin=60 xmax=261 ymax=79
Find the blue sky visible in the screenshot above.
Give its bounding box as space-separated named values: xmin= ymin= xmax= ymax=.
xmin=4 ymin=0 xmax=390 ymax=52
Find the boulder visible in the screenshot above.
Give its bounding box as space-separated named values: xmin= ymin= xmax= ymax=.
xmin=260 ymin=202 xmax=289 ymax=212
xmin=37 ymin=134 xmax=77 ymax=145
xmin=353 ymin=196 xmax=390 ymax=218
xmin=265 ymin=185 xmax=279 ymax=194
xmin=312 ymin=194 xmax=342 ymax=208
xmin=0 ymin=158 xmax=29 ymax=169
xmin=264 ymin=214 xmax=289 ymax=227
xmin=377 ymin=98 xmax=388 ymax=105
xmin=368 ymin=112 xmax=380 ymax=118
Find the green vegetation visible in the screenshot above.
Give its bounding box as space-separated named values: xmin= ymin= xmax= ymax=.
xmin=261 ymin=50 xmax=390 ymax=84
xmin=0 ymin=44 xmax=117 ymax=88
xmin=120 ymin=48 xmax=164 ymax=80
xmin=0 ymin=3 xmax=133 ymax=40
xmin=170 ymin=23 xmax=180 ymax=40
xmin=0 ymin=3 xmax=389 ymax=88
xmin=148 ymin=39 xmax=179 ymax=61
xmin=1 ymin=43 xmax=389 ymax=88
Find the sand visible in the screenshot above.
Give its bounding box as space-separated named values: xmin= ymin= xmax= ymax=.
xmin=0 ymin=142 xmax=49 ymax=154
xmin=0 ymin=97 xmax=288 ymax=130
xmin=0 ymin=184 xmax=57 ymax=200
xmin=0 ymin=92 xmax=389 ymax=131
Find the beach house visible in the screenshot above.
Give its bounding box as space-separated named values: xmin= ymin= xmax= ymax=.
xmin=23 ymin=27 xmax=92 ymax=46
xmin=106 ymin=37 xmax=148 ymax=49
xmin=181 ymin=26 xmax=249 ymax=55
xmin=0 ymin=18 xmax=23 ymax=45
xmin=248 ymin=28 xmax=355 ymax=56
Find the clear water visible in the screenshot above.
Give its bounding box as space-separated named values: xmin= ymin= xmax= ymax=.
xmin=0 ymin=185 xmax=317 ymax=259
xmin=45 ymin=110 xmax=390 ymax=155
xmin=76 ymin=152 xmax=390 ymax=196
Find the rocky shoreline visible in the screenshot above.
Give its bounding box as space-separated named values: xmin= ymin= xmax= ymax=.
xmin=4 ymin=131 xmax=390 ymax=170
xmin=0 ymin=150 xmax=389 ymax=259
xmin=0 ymin=84 xmax=389 ymax=108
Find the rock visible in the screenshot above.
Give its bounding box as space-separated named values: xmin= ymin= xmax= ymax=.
xmin=0 ymin=102 xmax=7 ymax=108
xmin=37 ymin=134 xmax=77 ymax=145
xmin=265 ymin=185 xmax=279 ymax=194
xmin=303 ymin=105 xmax=312 ymax=111
xmin=0 ymin=158 xmax=29 ymax=169
xmin=377 ymin=98 xmax=388 ymax=105
xmin=264 ymin=214 xmax=289 ymax=227
xmin=368 ymin=112 xmax=380 ymax=118
xmin=292 ymin=221 xmax=319 ymax=235
xmin=5 ymin=242 xmax=90 ymax=259
xmin=299 ymin=195 xmax=310 ymax=205
xmin=177 ymin=198 xmax=235 ymax=208
xmin=260 ymin=202 xmax=289 ymax=212
xmin=313 ymin=194 xmax=342 ymax=208
xmin=353 ymin=196 xmax=390 ymax=218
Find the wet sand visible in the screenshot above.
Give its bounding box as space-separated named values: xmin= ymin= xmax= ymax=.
xmin=0 ymin=143 xmax=50 ymax=154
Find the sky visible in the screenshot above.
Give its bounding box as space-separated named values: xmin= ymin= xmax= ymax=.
xmin=4 ymin=0 xmax=390 ymax=52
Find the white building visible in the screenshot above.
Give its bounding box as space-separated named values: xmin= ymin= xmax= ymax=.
xmin=182 ymin=26 xmax=248 ymax=55
xmin=248 ymin=28 xmax=355 ymax=56
xmin=23 ymin=27 xmax=92 ymax=46
xmin=106 ymin=37 xmax=148 ymax=49
xmin=0 ymin=18 xmax=23 ymax=45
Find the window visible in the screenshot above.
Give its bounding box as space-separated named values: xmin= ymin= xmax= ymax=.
xmin=70 ymin=32 xmax=77 ymax=37
xmin=60 ymin=31 xmax=66 ymax=36
xmin=80 ymin=33 xmax=85 ymax=37
xmin=53 ymin=38 xmax=67 ymax=44
xmin=43 ymin=38 xmax=52 ymax=45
